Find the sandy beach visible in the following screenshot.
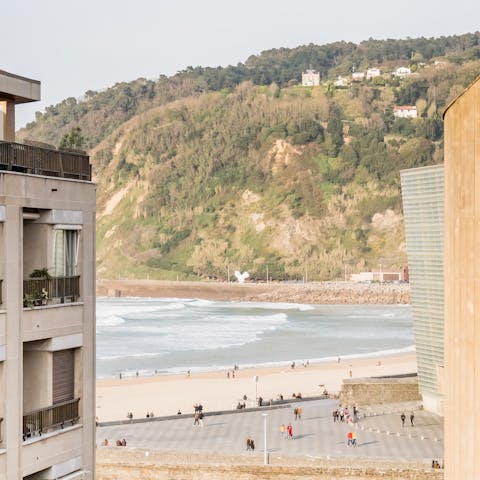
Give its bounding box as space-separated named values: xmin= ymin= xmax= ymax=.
xmin=96 ymin=351 xmax=416 ymax=422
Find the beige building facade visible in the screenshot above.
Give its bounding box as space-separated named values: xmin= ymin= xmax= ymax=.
xmin=443 ymin=76 xmax=480 ymax=479
xmin=0 ymin=71 xmax=95 ymax=479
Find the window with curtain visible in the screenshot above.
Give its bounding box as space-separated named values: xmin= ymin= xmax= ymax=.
xmin=53 ymin=229 xmax=79 ymax=276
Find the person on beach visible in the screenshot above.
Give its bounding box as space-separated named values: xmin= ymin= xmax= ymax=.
xmin=410 ymin=411 xmax=415 ymax=426
xmin=297 ymin=406 xmax=303 ymax=420
xmin=227 ymin=371 xmax=230 ymax=379
xmin=199 ymin=411 xmax=204 ymax=427
xmin=280 ymin=423 xmax=286 ymax=439
xmin=193 ymin=412 xmax=200 ymax=426
xmin=401 ymin=413 xmax=406 ymax=427
xmin=102 ymin=438 xmax=109 ymax=446
xmin=287 ymin=423 xmax=293 ymax=439
xmin=294 ymin=407 xmax=298 ymax=420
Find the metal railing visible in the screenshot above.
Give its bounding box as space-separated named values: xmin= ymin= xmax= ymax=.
xmin=23 ymin=398 xmax=80 ymax=440
xmin=0 ymin=141 xmax=91 ymax=181
xmin=23 ymin=275 xmax=80 ymax=305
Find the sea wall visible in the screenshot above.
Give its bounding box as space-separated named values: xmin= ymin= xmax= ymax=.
xmin=340 ymin=377 xmax=421 ymax=406
xmin=96 ymin=450 xmax=442 ymax=480
xmin=96 ymin=280 xmax=410 ymax=304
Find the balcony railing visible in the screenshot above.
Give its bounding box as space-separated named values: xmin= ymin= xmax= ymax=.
xmin=23 ymin=275 xmax=80 ymax=306
xmin=0 ymin=141 xmax=91 ymax=181
xmin=23 ymin=398 xmax=80 ymax=440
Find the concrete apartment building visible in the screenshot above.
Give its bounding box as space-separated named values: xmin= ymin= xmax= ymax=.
xmin=0 ymin=70 xmax=95 ymax=479
xmin=443 ymin=75 xmax=480 ymax=480
xmin=400 ymin=165 xmax=444 ymax=416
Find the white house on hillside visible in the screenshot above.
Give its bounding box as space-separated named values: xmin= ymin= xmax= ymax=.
xmin=351 ymin=71 xmax=365 ymax=81
xmin=366 ymin=67 xmax=381 ymax=79
xmin=393 ymin=66 xmax=412 ymax=78
xmin=302 ymin=69 xmax=320 ymax=86
xmin=394 ymin=106 xmax=418 ymax=118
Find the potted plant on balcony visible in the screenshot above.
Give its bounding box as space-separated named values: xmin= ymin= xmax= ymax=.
xmin=23 ymin=268 xmax=51 ymax=307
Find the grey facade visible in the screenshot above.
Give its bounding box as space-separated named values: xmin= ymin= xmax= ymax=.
xmin=400 ymin=165 xmax=444 ymax=415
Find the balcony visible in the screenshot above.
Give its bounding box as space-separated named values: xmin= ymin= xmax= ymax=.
xmin=23 ymin=276 xmax=80 ymax=307
xmin=0 ymin=141 xmax=91 ymax=181
xmin=23 ymin=398 xmax=80 ymax=440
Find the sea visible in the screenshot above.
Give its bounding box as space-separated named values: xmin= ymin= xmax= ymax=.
xmin=96 ymin=297 xmax=414 ymax=379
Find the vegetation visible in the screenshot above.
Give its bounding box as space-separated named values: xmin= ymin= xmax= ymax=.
xmin=17 ymin=32 xmax=480 ymax=280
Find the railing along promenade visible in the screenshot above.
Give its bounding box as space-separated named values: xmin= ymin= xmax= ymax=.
xmin=23 ymin=398 xmax=80 ymax=440
xmin=23 ymin=275 xmax=80 ymax=305
xmin=0 ymin=140 xmax=91 ymax=181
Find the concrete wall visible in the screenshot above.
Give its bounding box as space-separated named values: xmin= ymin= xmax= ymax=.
xmin=339 ymin=377 xmax=421 ymax=406
xmin=443 ymin=76 xmax=480 ymax=480
xmin=23 ymin=224 xmax=50 ymax=278
xmin=23 ymin=350 xmax=51 ymax=412
xmin=96 ymin=450 xmax=443 ymax=480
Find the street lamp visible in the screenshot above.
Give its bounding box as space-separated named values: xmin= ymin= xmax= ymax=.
xmin=262 ymin=413 xmax=269 ymax=465
xmin=253 ymin=375 xmax=259 ymax=406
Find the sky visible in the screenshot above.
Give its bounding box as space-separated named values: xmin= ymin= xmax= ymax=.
xmin=3 ymin=0 xmax=479 ymax=128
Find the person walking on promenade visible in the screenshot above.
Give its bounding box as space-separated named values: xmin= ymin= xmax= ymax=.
xmin=297 ymin=406 xmax=303 ymax=420
xmin=401 ymin=413 xmax=406 ymax=427
xmin=280 ymin=423 xmax=286 ymax=439
xmin=346 ymin=431 xmax=353 ymax=446
xmin=294 ymin=407 xmax=298 ymax=420
xmin=287 ymin=423 xmax=293 ymax=439
xmin=351 ymin=431 xmax=357 ymax=447
xmin=193 ymin=412 xmax=200 ymax=426
xmin=332 ymin=409 xmax=338 ymax=422
xmin=410 ymin=411 xmax=415 ymax=427
xmin=340 ymin=408 xmax=345 ymax=423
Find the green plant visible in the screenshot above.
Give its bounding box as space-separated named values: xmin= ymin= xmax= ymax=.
xmin=30 ymin=268 xmax=51 ymax=279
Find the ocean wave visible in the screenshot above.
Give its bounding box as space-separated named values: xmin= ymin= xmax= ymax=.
xmin=187 ymin=299 xmax=214 ymax=307
xmin=98 ymin=352 xmax=166 ymax=361
xmin=229 ymin=301 xmax=314 ymax=311
xmin=97 ymin=315 xmax=125 ymax=327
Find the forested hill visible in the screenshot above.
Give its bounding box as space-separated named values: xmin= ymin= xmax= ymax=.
xmin=18 ymin=33 xmax=480 ymax=281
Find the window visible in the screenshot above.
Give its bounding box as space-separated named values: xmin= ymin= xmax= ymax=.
xmin=52 ymin=349 xmax=75 ymax=404
xmin=53 ymin=228 xmax=80 ymax=276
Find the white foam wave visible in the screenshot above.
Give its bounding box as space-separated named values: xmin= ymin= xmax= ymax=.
xmin=229 ymin=301 xmax=314 ymax=311
xmin=97 ymin=315 xmax=125 ymax=327
xmin=187 ymin=299 xmax=214 ymax=307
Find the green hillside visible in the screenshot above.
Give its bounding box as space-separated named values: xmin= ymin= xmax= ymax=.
xmin=18 ymin=33 xmax=480 ymax=281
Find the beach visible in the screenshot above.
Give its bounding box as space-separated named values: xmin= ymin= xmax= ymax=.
xmin=96 ymin=351 xmax=416 ymax=421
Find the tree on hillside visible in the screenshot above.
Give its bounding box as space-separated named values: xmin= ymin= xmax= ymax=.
xmin=59 ymin=127 xmax=86 ymax=151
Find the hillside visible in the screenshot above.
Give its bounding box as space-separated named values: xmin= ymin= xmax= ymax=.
xmin=18 ymin=33 xmax=480 ymax=281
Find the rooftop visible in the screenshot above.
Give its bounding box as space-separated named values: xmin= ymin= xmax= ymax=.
xmin=0 ymin=69 xmax=41 ymax=104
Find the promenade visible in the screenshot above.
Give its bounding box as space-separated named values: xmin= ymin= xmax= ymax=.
xmin=96 ymin=399 xmax=443 ymax=463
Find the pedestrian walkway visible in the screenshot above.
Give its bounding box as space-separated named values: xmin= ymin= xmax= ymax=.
xmin=97 ymin=399 xmax=443 ymax=464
